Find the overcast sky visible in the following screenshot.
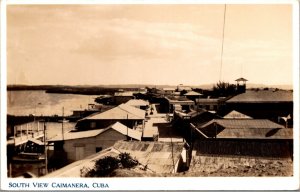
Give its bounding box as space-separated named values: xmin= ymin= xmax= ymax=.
xmin=7 ymin=4 xmax=293 ymax=86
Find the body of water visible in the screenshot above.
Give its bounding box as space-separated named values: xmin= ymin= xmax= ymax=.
xmin=7 ymin=91 xmax=98 ymax=116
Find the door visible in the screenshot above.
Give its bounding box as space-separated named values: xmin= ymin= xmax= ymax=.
xmin=75 ymin=146 xmax=85 ymax=160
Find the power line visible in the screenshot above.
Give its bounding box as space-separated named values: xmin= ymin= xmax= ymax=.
xmin=219 ymin=4 xmax=227 ymax=81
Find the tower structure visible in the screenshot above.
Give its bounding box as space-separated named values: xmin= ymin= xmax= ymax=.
xmin=235 ymin=77 xmax=248 ymax=93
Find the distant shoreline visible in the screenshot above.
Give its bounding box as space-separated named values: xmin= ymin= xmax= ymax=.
xmin=6 ymin=85 xmax=141 ymax=95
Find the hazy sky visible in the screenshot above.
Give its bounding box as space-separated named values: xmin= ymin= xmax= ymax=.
xmin=7 ymin=4 xmax=293 ymax=86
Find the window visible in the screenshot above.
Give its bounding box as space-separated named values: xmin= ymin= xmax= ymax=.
xmin=96 ymin=147 xmax=102 ymax=153
xmin=90 ymin=122 xmax=96 ymax=128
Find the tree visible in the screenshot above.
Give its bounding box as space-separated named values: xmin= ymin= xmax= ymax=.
xmin=80 ymin=153 xmax=139 ymax=177
xmin=119 ymin=152 xmax=138 ymax=168
xmin=212 ymin=81 xmax=237 ymax=97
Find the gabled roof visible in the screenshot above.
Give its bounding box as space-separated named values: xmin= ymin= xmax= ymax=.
xmin=49 ymin=122 xmax=142 ymax=141
xmin=196 ymin=119 xmax=291 ymax=139
xmin=81 ymin=104 xmax=145 ymax=120
xmin=125 ymin=99 xmax=149 ymax=107
xmin=200 ymin=119 xmax=284 ymax=129
xmin=235 ymin=77 xmax=248 ymax=81
xmin=226 ymin=90 xmax=293 ymax=103
xmin=223 ymin=110 xmax=253 ymax=119
xmin=184 ymin=91 xmax=202 ymax=96
xmin=48 ymin=129 xmax=106 ymax=141
xmin=28 ymin=138 xmax=44 ymax=146
xmin=111 ymin=122 xmax=142 ymax=141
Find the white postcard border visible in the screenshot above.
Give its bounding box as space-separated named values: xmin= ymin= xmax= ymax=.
xmin=1 ymin=0 xmax=299 ymax=190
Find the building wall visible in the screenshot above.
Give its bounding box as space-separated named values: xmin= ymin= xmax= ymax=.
xmin=197 ymin=102 xmax=219 ymax=111
xmin=63 ymin=129 xmax=127 ymax=162
xmin=225 ymin=102 xmax=293 ymax=123
xmin=95 ymin=129 xmax=127 ymax=150
xmin=63 ymin=137 xmax=96 ymax=162
xmin=193 ymin=139 xmax=293 ymax=159
xmin=76 ymin=119 xmax=143 ymax=130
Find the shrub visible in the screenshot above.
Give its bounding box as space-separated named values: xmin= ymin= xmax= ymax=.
xmin=119 ymin=153 xmax=138 ymax=168
xmin=80 ymin=153 xmax=139 ymax=177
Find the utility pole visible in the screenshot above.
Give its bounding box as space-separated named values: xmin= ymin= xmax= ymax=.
xmin=170 ymin=122 xmax=175 ymax=173
xmin=62 ymin=107 xmax=65 ymax=141
xmin=127 ymin=114 xmax=129 ymax=141
xmin=44 ymin=121 xmax=48 ymax=175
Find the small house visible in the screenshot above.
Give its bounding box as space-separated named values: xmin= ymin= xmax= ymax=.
xmin=225 ymin=89 xmax=293 ymax=124
xmin=75 ymin=104 xmax=146 ymax=131
xmin=48 ymin=122 xmax=142 ymax=163
xmin=184 ymin=91 xmax=203 ymax=101
xmin=44 ymin=141 xmax=187 ymax=177
xmin=125 ymin=99 xmax=149 ymax=110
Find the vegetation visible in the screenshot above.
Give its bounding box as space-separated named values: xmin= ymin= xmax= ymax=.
xmin=212 ymin=81 xmax=237 ymax=97
xmin=80 ymin=153 xmax=139 ymax=177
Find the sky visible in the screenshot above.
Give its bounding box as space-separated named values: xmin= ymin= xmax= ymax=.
xmin=7 ymin=4 xmax=293 ymax=86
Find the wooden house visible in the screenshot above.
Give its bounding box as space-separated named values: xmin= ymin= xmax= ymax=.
xmin=75 ymin=104 xmax=145 ymax=131
xmin=225 ymin=89 xmax=293 ymax=125
xmin=48 ymin=122 xmax=142 ymax=163
xmin=191 ymin=119 xmax=293 ymax=159
xmin=125 ymin=99 xmax=149 ymax=110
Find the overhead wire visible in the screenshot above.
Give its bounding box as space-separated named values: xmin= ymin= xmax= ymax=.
xmin=219 ymin=4 xmax=227 ymax=81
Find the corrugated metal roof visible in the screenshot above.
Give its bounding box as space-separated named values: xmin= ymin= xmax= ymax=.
xmin=82 ymin=104 xmax=145 ymax=120
xmin=28 ymin=138 xmax=44 ymax=145
xmin=201 ymin=119 xmax=284 ymax=129
xmin=217 ymin=128 xmax=293 ymax=139
xmin=184 ymin=91 xmax=202 ymax=96
xmin=226 ymin=90 xmax=293 ymax=103
xmin=113 ymin=141 xmax=184 ymax=173
xmin=112 ymin=122 xmax=142 ymax=141
xmin=125 ymin=99 xmax=149 ymax=107
xmin=223 ymin=110 xmax=253 ymax=119
xmin=44 ymin=141 xmax=185 ymax=177
xmin=49 ymin=122 xmax=142 ymax=141
xmin=48 ymin=128 xmax=107 ymax=141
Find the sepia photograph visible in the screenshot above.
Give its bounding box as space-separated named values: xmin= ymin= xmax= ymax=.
xmin=1 ymin=0 xmax=299 ymax=190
